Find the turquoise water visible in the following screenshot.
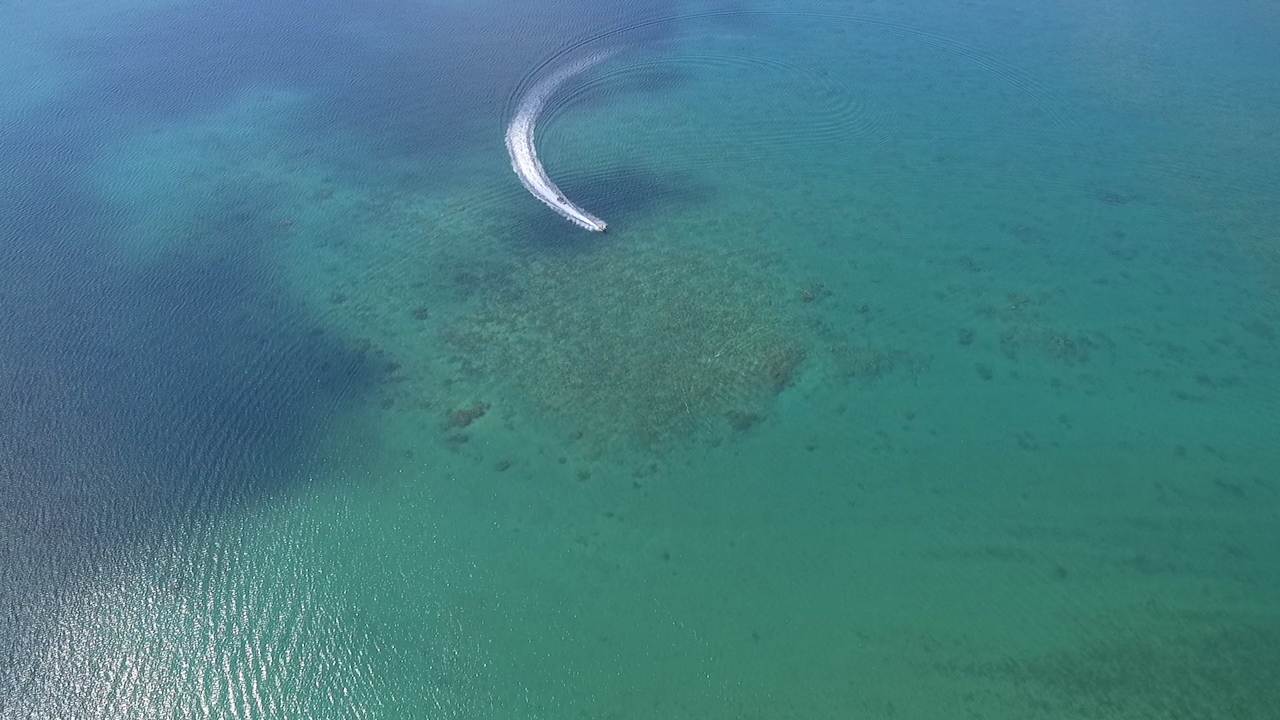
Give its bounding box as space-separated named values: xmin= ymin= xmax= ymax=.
xmin=2 ymin=0 xmax=1278 ymax=717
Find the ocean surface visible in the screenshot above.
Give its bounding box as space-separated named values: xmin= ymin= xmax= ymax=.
xmin=2 ymin=0 xmax=1278 ymax=717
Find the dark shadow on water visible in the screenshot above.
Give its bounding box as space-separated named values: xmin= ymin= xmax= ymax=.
xmin=0 ymin=126 xmax=379 ymax=698
xmin=508 ymin=165 xmax=715 ymax=255
xmin=59 ymin=0 xmax=684 ymax=169
xmin=541 ymin=62 xmax=697 ymax=128
xmin=608 ymin=63 xmax=696 ymax=97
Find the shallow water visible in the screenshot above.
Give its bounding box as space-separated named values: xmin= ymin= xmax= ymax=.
xmin=2 ymin=0 xmax=1278 ymax=717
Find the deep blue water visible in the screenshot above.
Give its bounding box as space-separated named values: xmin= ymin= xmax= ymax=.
xmin=2 ymin=0 xmax=1278 ymax=717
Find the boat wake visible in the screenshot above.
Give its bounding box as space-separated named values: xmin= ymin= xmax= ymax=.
xmin=505 ymin=53 xmax=612 ymax=232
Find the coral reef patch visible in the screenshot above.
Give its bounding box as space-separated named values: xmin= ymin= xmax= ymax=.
xmin=446 ymin=402 xmax=488 ymax=428
xmin=443 ymin=242 xmax=809 ymax=447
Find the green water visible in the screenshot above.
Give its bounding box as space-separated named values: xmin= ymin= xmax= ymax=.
xmin=2 ymin=0 xmax=1278 ymax=717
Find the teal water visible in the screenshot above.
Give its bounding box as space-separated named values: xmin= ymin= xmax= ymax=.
xmin=2 ymin=0 xmax=1278 ymax=717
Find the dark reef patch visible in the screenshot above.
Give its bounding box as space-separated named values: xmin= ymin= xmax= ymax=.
xmin=444 ymin=242 xmax=809 ymax=447
xmin=726 ymin=410 xmax=764 ymax=432
xmin=963 ymin=622 xmax=1280 ymax=719
xmin=446 ymin=402 xmax=489 ymax=429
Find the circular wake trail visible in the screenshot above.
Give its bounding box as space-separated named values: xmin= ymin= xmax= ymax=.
xmin=506 ymin=53 xmax=611 ymax=232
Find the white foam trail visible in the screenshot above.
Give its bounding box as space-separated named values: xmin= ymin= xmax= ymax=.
xmin=506 ymin=53 xmax=611 ymax=232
